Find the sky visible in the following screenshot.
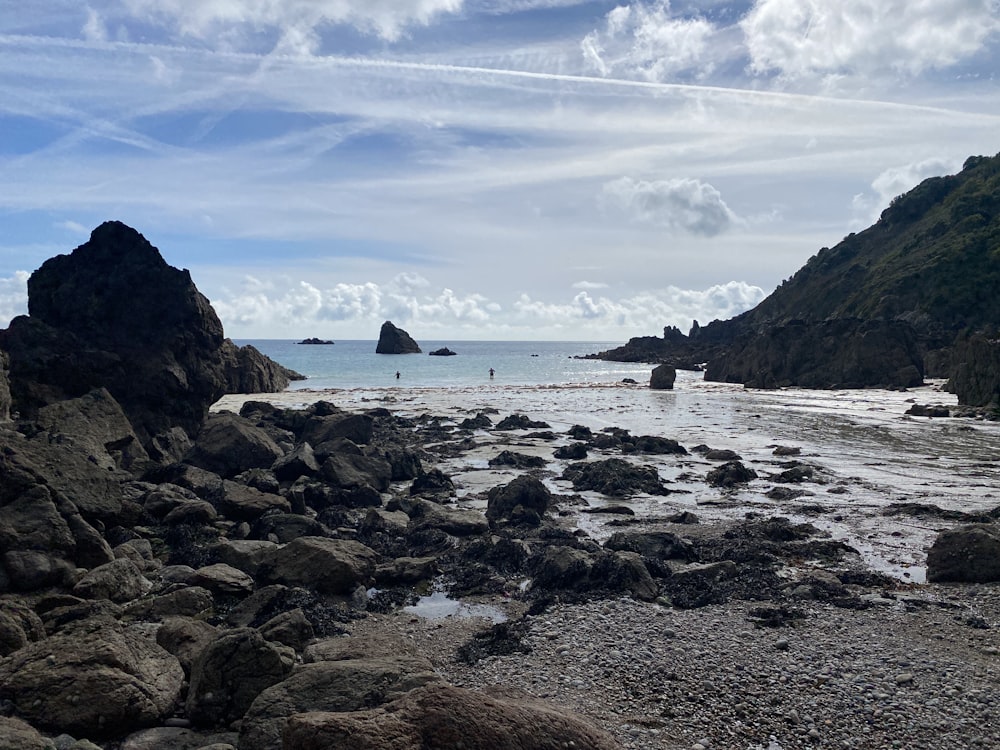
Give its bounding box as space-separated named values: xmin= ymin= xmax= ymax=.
xmin=2 ymin=1 xmax=999 ymax=342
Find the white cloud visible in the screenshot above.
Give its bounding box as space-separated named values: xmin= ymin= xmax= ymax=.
xmin=208 ymin=272 xmax=764 ymax=339
xmin=582 ymin=1 xmax=717 ymax=81
xmin=741 ymin=0 xmax=1000 ymax=80
xmin=572 ymin=280 xmax=609 ymax=290
xmin=122 ymin=0 xmax=465 ymax=46
xmin=0 ymin=272 xmax=30 ymax=324
xmin=82 ymin=7 xmax=107 ymax=42
xmin=601 ymin=176 xmax=737 ymax=236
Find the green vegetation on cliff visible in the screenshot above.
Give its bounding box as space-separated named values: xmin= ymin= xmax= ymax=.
xmin=747 ymin=153 xmax=1000 ymax=336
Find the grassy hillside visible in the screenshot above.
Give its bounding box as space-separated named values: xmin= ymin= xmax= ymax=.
xmin=745 ymin=153 xmax=1000 ymax=336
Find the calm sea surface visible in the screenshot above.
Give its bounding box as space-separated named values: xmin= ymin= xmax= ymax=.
xmin=236 ymin=340 xmax=656 ymax=390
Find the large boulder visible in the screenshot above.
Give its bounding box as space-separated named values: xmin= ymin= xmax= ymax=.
xmin=705 ymin=318 xmax=924 ymax=389
xmin=0 ymin=221 xmax=296 ymax=445
xmin=486 ymin=475 xmax=552 ymax=527
xmin=281 ymin=683 xmax=623 ymax=750
xmin=185 ymin=628 xmax=293 ymax=728
xmin=375 ymin=321 xmax=421 ymax=354
xmin=258 ymin=537 xmax=377 ymax=595
xmin=186 ymin=412 xmax=284 ymax=479
xmin=0 ymin=618 xmax=184 ymax=737
xmin=0 ymin=716 xmax=50 ymax=750
xmin=926 ymin=524 xmax=1000 ymax=582
xmin=649 ymin=363 xmax=676 ymax=390
xmin=33 ymin=387 xmax=149 ymax=471
xmin=240 ymin=656 xmax=441 ymax=750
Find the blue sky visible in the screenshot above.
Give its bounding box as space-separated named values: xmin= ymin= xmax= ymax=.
xmin=2 ymin=0 xmax=999 ymax=340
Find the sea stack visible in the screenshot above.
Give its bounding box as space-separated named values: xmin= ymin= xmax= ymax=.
xmin=376 ymin=321 xmax=421 ymax=354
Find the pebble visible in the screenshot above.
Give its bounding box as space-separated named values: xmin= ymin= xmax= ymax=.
xmin=359 ymin=584 xmax=1000 ymax=750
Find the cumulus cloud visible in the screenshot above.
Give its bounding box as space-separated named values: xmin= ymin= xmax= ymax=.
xmin=601 ymin=176 xmax=738 ymax=236
xmin=741 ymin=0 xmax=1000 ymax=80
xmin=122 ymin=0 xmax=465 ymax=48
xmin=0 ymin=272 xmax=29 ymax=324
xmin=208 ymin=272 xmax=764 ymax=339
xmin=581 ymin=0 xmax=716 ymax=81
xmin=513 ymin=281 xmax=766 ymax=333
xmin=572 ymin=280 xmax=609 ymax=290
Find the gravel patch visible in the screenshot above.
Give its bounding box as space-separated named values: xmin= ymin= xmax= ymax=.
xmin=350 ymin=585 xmax=1000 ymax=750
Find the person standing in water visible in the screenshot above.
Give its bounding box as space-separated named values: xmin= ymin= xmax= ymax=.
xmin=489 ymin=368 xmax=495 ymax=379
xmin=395 ymin=371 xmax=400 ymax=380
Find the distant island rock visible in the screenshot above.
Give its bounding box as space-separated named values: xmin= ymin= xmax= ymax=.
xmin=297 ymin=338 xmax=334 ymax=345
xmin=376 ymin=320 xmax=421 ymax=354
xmin=585 ymin=151 xmax=1000 ymax=402
xmin=429 ymin=347 xmax=457 ymax=356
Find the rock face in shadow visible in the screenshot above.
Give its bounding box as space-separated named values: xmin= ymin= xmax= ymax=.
xmin=945 ymin=335 xmax=1000 ymax=407
xmin=376 ymin=321 xmax=421 ymax=354
xmin=0 ymin=221 xmax=298 ymax=444
xmin=704 ymin=318 xmax=924 ymax=389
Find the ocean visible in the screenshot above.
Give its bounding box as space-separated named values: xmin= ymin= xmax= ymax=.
xmin=219 ymin=341 xmax=1000 ymax=583
xmin=236 ymin=339 xmax=657 ymax=390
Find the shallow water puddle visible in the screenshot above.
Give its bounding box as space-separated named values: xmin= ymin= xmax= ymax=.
xmin=402 ymin=589 xmax=507 ymax=624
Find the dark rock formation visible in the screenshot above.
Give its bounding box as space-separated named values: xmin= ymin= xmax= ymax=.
xmin=428 ymin=347 xmax=457 ymax=356
xmin=706 ymin=460 xmax=758 ymax=488
xmin=705 ymin=318 xmax=924 ymax=389
xmin=0 ymin=617 xmax=184 ymax=737
xmin=486 ymin=475 xmax=552 ymax=527
xmin=221 ymin=340 xmax=304 ymax=393
xmin=0 ymin=221 xmax=300 ymax=445
xmin=926 ymin=524 xmax=1000 ymax=582
xmin=376 ymin=321 xmax=421 ymax=354
xmin=297 ymin=338 xmax=334 ymax=345
xmin=945 ymin=335 xmax=1000 ymax=407
xmin=561 ymin=458 xmax=670 ymax=497
xmin=650 ymin=363 xmax=676 ymax=389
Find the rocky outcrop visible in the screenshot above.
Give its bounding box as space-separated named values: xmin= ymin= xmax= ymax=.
xmin=297 ymin=338 xmax=334 ymax=345
xmin=705 ymin=318 xmax=924 ymax=389
xmin=375 ymin=321 xmax=421 ymax=354
xmin=221 ymin=340 xmax=304 ymax=394
xmin=0 ymin=221 xmax=297 ymax=445
xmin=649 ymin=363 xmax=676 ymax=389
xmin=428 ymin=347 xmax=457 ymax=356
xmin=926 ymin=524 xmax=1000 ymax=582
xmin=945 ymin=335 xmax=1000 ymax=407
xmin=0 ymin=618 xmax=184 ymax=737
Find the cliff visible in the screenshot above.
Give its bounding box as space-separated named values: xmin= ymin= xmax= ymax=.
xmin=590 ymin=152 xmax=1000 ymax=398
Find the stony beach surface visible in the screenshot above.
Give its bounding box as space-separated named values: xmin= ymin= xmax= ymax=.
xmin=351 ymin=585 xmax=1000 ymax=750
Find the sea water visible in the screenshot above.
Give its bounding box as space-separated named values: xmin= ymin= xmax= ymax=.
xmin=218 ymin=345 xmax=1000 ymax=583
xmin=236 ymin=340 xmax=655 ymax=389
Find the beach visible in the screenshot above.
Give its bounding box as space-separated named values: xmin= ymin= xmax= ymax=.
xmin=213 ymin=374 xmax=1000 ymax=749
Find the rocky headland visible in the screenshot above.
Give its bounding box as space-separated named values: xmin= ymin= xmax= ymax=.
xmin=0 ymin=223 xmax=998 ymax=750
xmin=587 ymin=152 xmax=1000 ymax=410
